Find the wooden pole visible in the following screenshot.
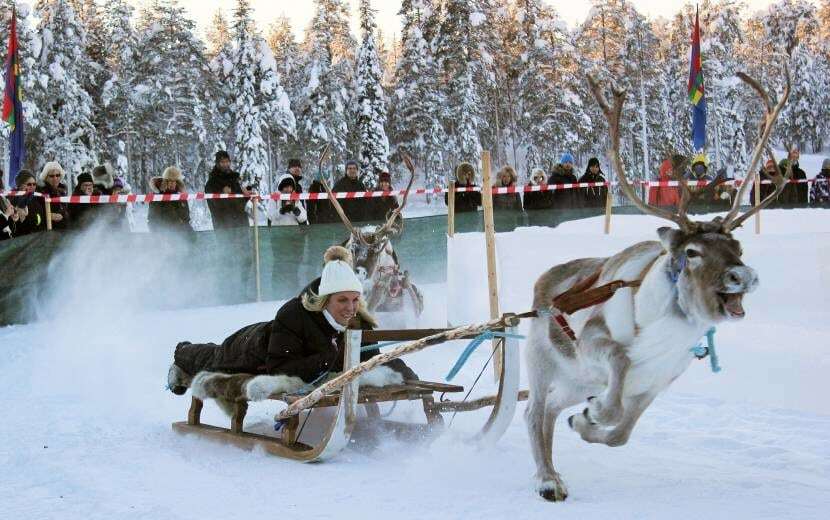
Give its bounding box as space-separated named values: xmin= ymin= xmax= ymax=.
xmin=252 ymin=198 xmax=262 ymax=302
xmin=45 ymin=198 xmax=53 ymax=231
xmin=603 ymin=182 xmax=613 ymax=235
xmin=754 ymin=174 xmax=761 ymax=234
xmin=447 ymin=180 xmax=456 ymax=237
xmin=480 ymin=151 xmax=502 ymax=380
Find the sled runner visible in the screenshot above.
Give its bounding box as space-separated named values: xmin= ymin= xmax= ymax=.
xmin=172 ymin=320 xmax=521 ymax=462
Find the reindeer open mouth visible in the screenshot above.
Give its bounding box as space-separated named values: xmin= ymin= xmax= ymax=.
xmin=717 ymin=292 xmax=746 ymax=319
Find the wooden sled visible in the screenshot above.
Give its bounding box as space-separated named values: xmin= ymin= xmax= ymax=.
xmin=172 ymin=321 xmax=521 ymax=461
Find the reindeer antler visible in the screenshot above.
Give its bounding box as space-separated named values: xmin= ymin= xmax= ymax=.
xmin=721 ymin=66 xmax=791 ymax=231
xmin=318 ymin=145 xmax=369 ymax=245
xmin=587 ymin=75 xmax=696 ymax=232
xmin=373 ymin=153 xmax=416 ymax=240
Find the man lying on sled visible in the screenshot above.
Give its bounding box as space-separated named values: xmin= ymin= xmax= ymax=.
xmin=166 ymin=246 xmax=418 ymax=415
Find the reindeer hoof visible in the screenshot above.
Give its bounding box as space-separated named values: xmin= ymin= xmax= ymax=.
xmin=582 ymin=407 xmax=597 ymax=425
xmin=538 ymin=478 xmax=568 ymax=502
xmin=587 ymin=395 xmax=596 ymax=402
xmin=567 ymin=415 xmax=575 ymax=429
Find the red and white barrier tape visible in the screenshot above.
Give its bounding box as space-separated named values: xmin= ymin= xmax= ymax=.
xmin=0 ymin=178 xmax=819 ymax=204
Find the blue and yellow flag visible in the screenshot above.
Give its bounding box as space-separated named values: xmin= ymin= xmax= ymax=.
xmin=688 ymin=6 xmax=706 ymax=151
xmin=3 ymin=8 xmax=25 ymax=185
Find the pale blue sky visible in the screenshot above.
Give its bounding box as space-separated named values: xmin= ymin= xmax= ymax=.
xmin=171 ymin=0 xmax=811 ymax=40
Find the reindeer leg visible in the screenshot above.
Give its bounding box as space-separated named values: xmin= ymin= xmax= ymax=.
xmin=569 ymin=335 xmax=630 ymax=433
xmin=568 ymin=391 xmax=658 ymax=447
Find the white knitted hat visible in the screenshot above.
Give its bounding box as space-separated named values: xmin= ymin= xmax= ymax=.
xmin=318 ymin=246 xmax=363 ymax=296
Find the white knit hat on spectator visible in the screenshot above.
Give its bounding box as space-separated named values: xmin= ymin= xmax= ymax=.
xmin=318 ymin=246 xmax=363 ymax=296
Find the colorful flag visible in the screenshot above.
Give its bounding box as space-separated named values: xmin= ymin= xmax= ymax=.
xmin=3 ymin=8 xmax=25 ymax=186
xmin=688 ymin=6 xmax=706 ymax=152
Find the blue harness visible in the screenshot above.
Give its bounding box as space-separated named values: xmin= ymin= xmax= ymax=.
xmin=671 ymin=253 xmax=721 ymax=373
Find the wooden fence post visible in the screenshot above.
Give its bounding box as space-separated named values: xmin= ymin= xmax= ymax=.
xmin=252 ymin=198 xmax=262 ymax=302
xmin=603 ymin=183 xmax=613 ymax=235
xmin=447 ymin=180 xmax=456 ymax=237
xmin=480 ymin=151 xmax=502 ymax=380
xmin=45 ymin=198 xmax=53 ymax=231
xmin=754 ymin=174 xmax=761 ymax=234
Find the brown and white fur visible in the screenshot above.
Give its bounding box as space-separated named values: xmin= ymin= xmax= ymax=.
xmin=525 ymin=70 xmax=791 ymax=501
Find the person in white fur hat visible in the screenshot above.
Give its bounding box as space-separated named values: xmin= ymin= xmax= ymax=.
xmin=166 ymin=245 xmax=418 ymax=406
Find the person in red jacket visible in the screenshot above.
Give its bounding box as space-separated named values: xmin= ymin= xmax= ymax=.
xmin=649 ymin=158 xmax=681 ymax=207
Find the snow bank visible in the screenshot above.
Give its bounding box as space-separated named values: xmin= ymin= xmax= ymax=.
xmin=1 ymin=210 xmax=828 ymax=519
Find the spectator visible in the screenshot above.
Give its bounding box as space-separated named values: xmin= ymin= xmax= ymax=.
xmin=367 ymin=171 xmax=399 ymax=221
xmin=786 ymin=148 xmax=808 ymax=204
xmin=286 ymin=158 xmax=304 ymax=192
xmin=332 ymin=160 xmax=367 ymax=222
xmin=307 ymin=175 xmax=337 ymax=224
xmin=91 ymin=163 xmax=130 ymax=230
xmin=549 ymin=153 xmax=579 ymax=210
xmin=649 ymin=158 xmax=681 ymax=207
xmin=492 ymin=165 xmax=522 ymax=211
xmin=37 ymin=161 xmax=69 ymax=230
xmin=205 ymin=150 xmax=249 ymax=229
xmin=69 ymin=172 xmax=97 ymax=229
xmin=1 ymin=192 xmax=19 ymax=240
xmin=578 ymin=157 xmax=608 ymax=209
xmin=776 ymin=158 xmax=801 ymax=206
xmin=749 ymin=159 xmax=782 ymax=207
xmin=267 ymin=174 xmax=308 ymax=226
xmin=148 ymin=166 xmax=192 ymax=233
xmin=809 ymin=158 xmax=830 ymax=206
xmin=9 ymin=169 xmax=45 ymax=237
xmin=445 ymin=162 xmax=482 ymax=213
xmin=523 ymin=168 xmax=553 ymax=211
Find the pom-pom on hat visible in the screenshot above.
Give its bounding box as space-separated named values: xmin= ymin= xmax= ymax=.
xmin=318 ymin=246 xmax=363 ymax=297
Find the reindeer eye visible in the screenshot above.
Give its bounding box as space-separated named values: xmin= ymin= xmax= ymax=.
xmin=686 ymin=249 xmax=701 ymax=258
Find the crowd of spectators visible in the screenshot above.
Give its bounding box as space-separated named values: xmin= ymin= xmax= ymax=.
xmin=1 ymin=147 xmax=828 ymax=242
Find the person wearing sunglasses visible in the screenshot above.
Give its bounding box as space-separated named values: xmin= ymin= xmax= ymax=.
xmin=37 ymin=161 xmax=69 ymax=230
xmin=9 ymin=170 xmax=45 ymax=237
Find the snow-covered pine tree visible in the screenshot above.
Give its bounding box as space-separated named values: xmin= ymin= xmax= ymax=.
xmin=228 ymin=0 xmax=296 ymax=189
xmin=436 ymin=0 xmax=483 ymax=167
xmin=299 ymin=0 xmax=354 ymax=177
xmin=206 ymin=9 xmax=232 ymax=60
xmin=355 ymin=0 xmax=390 ymax=186
xmin=100 ymin=0 xmax=140 ymax=183
xmin=389 ymin=0 xmax=447 ymax=188
xmin=132 ymin=0 xmax=218 ymax=187
xmin=31 ymin=0 xmax=97 ymax=176
xmin=759 ymin=0 xmax=820 ymax=152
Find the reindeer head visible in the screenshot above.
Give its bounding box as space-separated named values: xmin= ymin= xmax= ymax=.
xmin=321 ymin=153 xmax=415 ymax=281
xmin=588 ymin=67 xmax=791 ymax=324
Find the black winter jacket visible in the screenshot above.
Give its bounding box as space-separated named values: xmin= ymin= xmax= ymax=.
xmin=307 ymin=180 xmax=337 ymax=224
xmin=549 ymin=166 xmax=579 ymax=210
xmin=492 ymin=184 xmax=522 ymax=211
xmin=367 ymin=191 xmax=399 ymax=221
xmin=205 ymin=167 xmax=248 ymax=229
xmin=9 ymin=193 xmax=45 ymax=236
xmin=523 ymin=186 xmax=553 ymax=210
xmin=192 ymin=279 xmax=417 ymax=383
xmin=577 ymin=170 xmax=607 ymax=209
xmin=444 ymin=183 xmax=482 ymax=213
xmin=40 ymin=183 xmax=70 ymax=230
xmin=148 ymin=198 xmax=192 ymax=232
xmin=331 ymin=176 xmax=368 ymax=222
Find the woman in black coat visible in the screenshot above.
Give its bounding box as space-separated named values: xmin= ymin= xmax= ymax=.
xmin=168 ymin=246 xmax=417 ymax=397
xmin=577 ymin=157 xmax=608 ymax=209
xmin=147 ymin=166 xmax=192 ymax=233
xmin=9 ymin=170 xmax=45 ymax=237
xmin=445 ymin=162 xmax=482 ymax=213
xmin=523 ymin=168 xmax=553 ymax=210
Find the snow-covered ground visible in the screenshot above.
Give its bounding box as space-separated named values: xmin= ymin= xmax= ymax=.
xmin=1 ymin=209 xmax=829 ymax=519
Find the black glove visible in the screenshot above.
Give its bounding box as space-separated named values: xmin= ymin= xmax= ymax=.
xmin=279 ymin=204 xmax=293 ymax=214
xmin=292 ymin=206 xmax=301 ymax=216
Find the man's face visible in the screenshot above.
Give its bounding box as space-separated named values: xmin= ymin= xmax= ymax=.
xmin=346 ymin=165 xmax=358 ymax=179
xmin=80 ymin=182 xmax=94 ymax=195
xmin=289 ymin=166 xmax=302 ymax=177
xmin=563 ymin=163 xmax=573 ymax=173
xmin=379 ymin=180 xmax=391 ymax=191
xmin=218 ymin=158 xmax=231 ymax=171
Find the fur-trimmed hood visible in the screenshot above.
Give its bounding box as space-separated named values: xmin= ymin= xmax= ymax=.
xmin=149 ymin=166 xmax=186 ymax=193
xmin=92 ymin=163 xmax=116 ymax=190
xmin=529 ymin=168 xmax=547 ymax=186
xmin=455 ymin=162 xmax=476 ymax=184
xmin=495 ymin=165 xmax=518 ymax=187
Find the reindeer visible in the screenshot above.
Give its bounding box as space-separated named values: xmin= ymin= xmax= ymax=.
xmin=524 ymin=69 xmax=792 ymax=502
xmin=319 ymin=151 xmax=424 ymax=326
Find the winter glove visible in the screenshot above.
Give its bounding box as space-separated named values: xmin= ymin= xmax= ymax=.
xmin=279 ymin=204 xmax=293 ymax=215
xmin=292 ymin=206 xmax=301 ymax=216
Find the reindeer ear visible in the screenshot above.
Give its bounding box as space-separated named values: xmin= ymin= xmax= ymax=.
xmin=657 ymin=227 xmax=681 ymax=251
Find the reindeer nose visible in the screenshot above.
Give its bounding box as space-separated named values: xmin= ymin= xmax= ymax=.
xmin=723 ymin=266 xmax=758 ymax=293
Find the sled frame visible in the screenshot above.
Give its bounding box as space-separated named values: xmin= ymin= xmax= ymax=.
xmin=172 ymin=322 xmax=521 ymax=461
